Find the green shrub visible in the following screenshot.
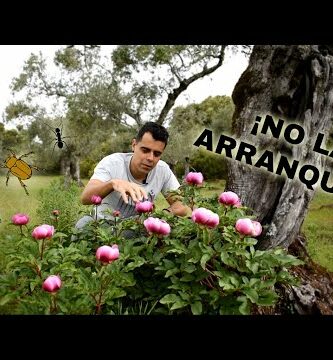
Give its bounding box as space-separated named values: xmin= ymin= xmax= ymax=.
xmin=191 ymin=148 xmax=228 ymax=180
xmin=0 ymin=177 xmax=303 ymax=315
xmin=36 ymin=179 xmax=86 ymax=233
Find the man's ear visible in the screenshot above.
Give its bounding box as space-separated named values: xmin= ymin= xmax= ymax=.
xmin=131 ymin=139 xmax=137 ymax=152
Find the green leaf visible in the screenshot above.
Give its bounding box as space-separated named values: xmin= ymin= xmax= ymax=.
xmin=167 ymin=248 xmax=186 ymax=254
xmin=191 ymin=301 xmax=202 ymax=315
xmin=242 ymin=276 xmax=249 ymax=284
xmin=170 ymin=300 xmax=187 ymax=311
xmin=218 ymin=279 xmax=234 ymax=291
xmin=180 ymin=274 xmax=195 ymax=282
xmin=200 ymin=253 xmax=211 ymax=269
xmin=52 ymin=232 xmax=68 ymax=239
xmin=243 ymin=237 xmax=257 ymax=246
xmin=253 ymin=250 xmax=266 ymax=258
xmin=220 ymin=250 xmax=237 ymax=267
xmin=249 ymin=246 xmax=255 ymax=256
xmin=243 ymin=287 xmax=259 ymax=303
xmin=237 ymin=296 xmax=250 ymax=315
xmin=0 ymin=294 xmax=14 ymax=306
xmin=160 ymin=294 xmax=180 ymax=304
xmin=165 ymin=268 xmax=179 ymax=278
xmin=229 ymin=275 xmax=240 ymax=288
xmin=182 ymin=263 xmax=196 ymax=273
xmin=256 ymin=291 xmax=279 ymax=306
xmin=245 ymin=260 xmax=259 ymax=274
xmin=125 ymin=257 xmax=146 ymax=271
xmin=248 ymin=278 xmax=260 ymax=287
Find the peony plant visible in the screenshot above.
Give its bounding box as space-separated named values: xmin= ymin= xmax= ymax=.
xmin=0 ymin=177 xmax=304 ymax=316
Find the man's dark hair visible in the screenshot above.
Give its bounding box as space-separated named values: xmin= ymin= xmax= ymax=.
xmin=136 ymin=122 xmax=169 ymax=146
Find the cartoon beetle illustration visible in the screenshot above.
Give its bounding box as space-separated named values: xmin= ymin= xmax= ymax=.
xmin=1 ymin=149 xmax=42 ymax=195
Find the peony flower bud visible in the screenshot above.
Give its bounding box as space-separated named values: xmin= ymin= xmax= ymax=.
xmin=251 ymin=221 xmax=262 ymax=237
xmin=158 ymin=220 xmax=171 ymax=235
xmin=144 ymin=217 xmax=160 ymax=233
xmin=112 ymin=210 xmax=121 ymax=217
xmin=91 ymin=195 xmax=102 ymax=205
xmin=144 ymin=217 xmax=171 ymax=236
xmin=11 ymin=213 xmax=30 ymax=225
xmin=42 ymin=275 xmax=61 ymax=293
xmin=96 ymin=245 xmax=120 ymax=264
xmin=234 ymin=199 xmax=242 ymax=208
xmin=32 ymin=224 xmax=55 ymax=240
xmin=191 ymin=208 xmax=219 ymax=228
xmin=205 ymin=212 xmax=220 ymax=228
xmin=218 ymin=191 xmax=240 ymax=206
xmin=235 ymin=218 xmax=255 ymax=236
xmin=185 ymin=172 xmax=204 ymax=185
xmin=135 ymin=200 xmax=154 ymax=213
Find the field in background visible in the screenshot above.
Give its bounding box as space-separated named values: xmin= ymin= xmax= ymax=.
xmin=0 ymin=175 xmax=62 ymax=235
xmin=0 ymin=176 xmax=332 ymax=272
xmin=303 ymin=191 xmax=333 ymax=272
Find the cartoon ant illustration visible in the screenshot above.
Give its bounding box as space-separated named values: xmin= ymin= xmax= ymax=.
xmin=1 ymin=149 xmax=42 ymax=196
xmin=44 ymin=121 xmax=73 ymax=155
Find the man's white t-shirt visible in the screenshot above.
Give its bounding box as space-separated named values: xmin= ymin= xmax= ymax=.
xmin=90 ymin=153 xmax=180 ymax=219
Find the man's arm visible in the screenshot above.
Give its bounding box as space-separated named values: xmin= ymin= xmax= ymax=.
xmin=81 ymin=179 xmax=148 ymax=205
xmin=164 ymin=193 xmax=191 ymax=217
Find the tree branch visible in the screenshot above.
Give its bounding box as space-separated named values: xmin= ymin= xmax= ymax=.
xmin=156 ymin=45 xmax=227 ymax=125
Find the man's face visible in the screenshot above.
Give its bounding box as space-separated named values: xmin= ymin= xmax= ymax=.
xmin=131 ymin=132 xmax=166 ymax=177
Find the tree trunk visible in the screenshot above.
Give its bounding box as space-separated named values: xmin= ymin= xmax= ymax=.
xmin=226 ymin=45 xmax=333 ymax=250
xmin=71 ymin=153 xmax=84 ymax=187
xmin=61 ymin=145 xmax=84 ymax=187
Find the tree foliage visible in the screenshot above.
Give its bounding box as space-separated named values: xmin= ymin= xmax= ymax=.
xmin=3 ymin=45 xmax=249 ymax=181
xmin=163 ymin=95 xmax=234 ymax=179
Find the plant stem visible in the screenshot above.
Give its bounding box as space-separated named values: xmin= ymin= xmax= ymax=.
xmin=95 ymin=205 xmax=98 ymax=222
xmin=40 ymin=239 xmax=46 ymax=260
xmin=50 ymin=293 xmax=57 ymax=313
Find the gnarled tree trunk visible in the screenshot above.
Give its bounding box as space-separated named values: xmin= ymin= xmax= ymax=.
xmin=226 ymin=45 xmax=333 ymax=314
xmin=226 ymin=45 xmax=333 ymax=250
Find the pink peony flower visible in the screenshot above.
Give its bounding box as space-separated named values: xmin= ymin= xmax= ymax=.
xmin=218 ymin=191 xmax=240 ymax=206
xmin=32 ymin=224 xmax=55 ymax=240
xmin=185 ymin=172 xmax=204 ymax=185
xmin=42 ymin=275 xmax=62 ymax=293
xmin=251 ymin=221 xmax=262 ymax=237
xmin=235 ymin=218 xmax=262 ymax=237
xmin=235 ymin=218 xmax=254 ymax=236
xmin=158 ymin=220 xmax=171 ymax=235
xmin=143 ymin=217 xmax=171 ymax=236
xmin=234 ymin=199 xmax=242 ymax=208
xmin=205 ymin=212 xmax=220 ymax=228
xmin=135 ymin=200 xmax=154 ymax=213
xmin=11 ymin=213 xmax=30 ymax=225
xmin=191 ymin=208 xmax=220 ymax=228
xmin=91 ymin=195 xmax=102 ymax=205
xmin=96 ymin=245 xmax=120 ymax=264
xmin=144 ymin=217 xmax=161 ymax=233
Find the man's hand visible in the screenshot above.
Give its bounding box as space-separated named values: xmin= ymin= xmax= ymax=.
xmin=164 ymin=193 xmax=191 ymax=217
xmin=110 ymin=179 xmax=148 ymax=204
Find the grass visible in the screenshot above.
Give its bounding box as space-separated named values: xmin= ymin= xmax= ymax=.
xmin=0 ymin=175 xmax=68 ymax=236
xmin=0 ymin=175 xmax=332 ymax=272
xmin=302 ymin=190 xmax=333 ymax=272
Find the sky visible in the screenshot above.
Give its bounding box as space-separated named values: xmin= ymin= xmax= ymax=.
xmin=0 ymin=45 xmax=250 ymax=129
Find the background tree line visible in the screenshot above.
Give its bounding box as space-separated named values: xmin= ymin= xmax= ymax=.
xmin=1 ymin=45 xmax=242 ymax=182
